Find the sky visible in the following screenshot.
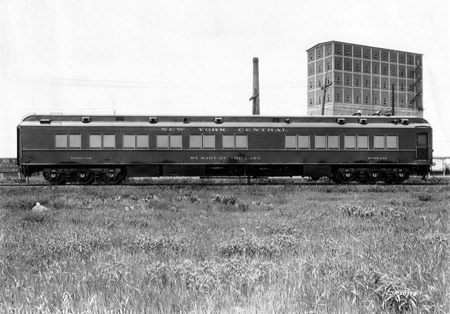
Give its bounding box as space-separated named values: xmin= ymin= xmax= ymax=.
xmin=0 ymin=0 xmax=449 ymax=157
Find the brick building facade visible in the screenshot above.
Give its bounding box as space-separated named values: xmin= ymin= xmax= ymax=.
xmin=307 ymin=41 xmax=423 ymax=116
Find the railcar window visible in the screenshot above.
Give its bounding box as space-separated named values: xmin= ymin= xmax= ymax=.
xmin=417 ymin=134 xmax=427 ymax=146
xmin=374 ymin=135 xmax=385 ymax=149
xmin=222 ymin=135 xmax=235 ymax=149
xmin=236 ymin=135 xmax=248 ymax=149
xmin=136 ymin=135 xmax=148 ymax=149
xmin=55 ymin=135 xmax=67 ymax=149
xmin=386 ymin=135 xmax=398 ymax=149
xmin=328 ymin=135 xmax=339 ymax=149
xmin=357 ymin=135 xmax=369 ymax=149
xmin=169 ymin=135 xmax=182 ymax=149
xmin=222 ymin=135 xmax=248 ymax=150
xmin=156 ymin=135 xmax=169 ymax=149
xmin=89 ymin=135 xmax=102 ymax=149
xmin=123 ymin=135 xmax=136 ymax=149
xmin=315 ymin=135 xmax=327 ymax=149
xmin=190 ymin=135 xmax=202 ymax=149
xmin=103 ymin=135 xmax=116 ymax=149
xmin=344 ymin=135 xmax=356 ymax=149
xmin=285 ymin=135 xmax=297 ymax=149
xmin=203 ymin=135 xmax=215 ymax=149
xmin=298 ymin=135 xmax=310 ymax=149
xmin=69 ymin=134 xmax=81 ymax=149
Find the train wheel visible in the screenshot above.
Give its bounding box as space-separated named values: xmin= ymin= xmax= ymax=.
xmin=102 ymin=171 xmax=125 ymax=185
xmin=44 ymin=171 xmax=67 ymax=185
xmin=364 ymin=171 xmax=381 ymax=184
xmin=75 ymin=171 xmax=95 ymax=185
xmin=336 ymin=170 xmax=353 ymax=184
xmin=394 ymin=171 xmax=409 ymax=184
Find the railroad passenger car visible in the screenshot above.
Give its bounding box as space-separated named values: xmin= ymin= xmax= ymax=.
xmin=17 ymin=114 xmax=432 ymax=184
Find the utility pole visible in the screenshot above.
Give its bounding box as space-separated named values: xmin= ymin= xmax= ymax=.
xmin=321 ymin=74 xmax=332 ymax=115
xmin=391 ymin=84 xmax=395 ymax=116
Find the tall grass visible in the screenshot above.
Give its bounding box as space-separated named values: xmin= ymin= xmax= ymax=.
xmin=0 ymin=185 xmax=448 ymax=313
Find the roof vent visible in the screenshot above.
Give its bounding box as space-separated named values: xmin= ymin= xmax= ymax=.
xmin=400 ymin=118 xmax=409 ymax=125
xmin=284 ymin=118 xmax=291 ymax=124
xmin=391 ymin=119 xmax=399 ymax=125
xmin=82 ymin=117 xmax=91 ymax=123
xmin=214 ymin=117 xmax=223 ymax=124
xmin=358 ymin=118 xmax=367 ymax=125
xmin=149 ymin=117 xmax=158 ymax=124
xmin=183 ymin=117 xmax=190 ymax=124
xmin=336 ymin=118 xmax=346 ymax=125
xmin=39 ymin=119 xmax=52 ymax=124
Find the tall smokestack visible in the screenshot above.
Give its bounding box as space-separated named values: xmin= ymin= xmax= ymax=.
xmin=250 ymin=57 xmax=260 ymax=115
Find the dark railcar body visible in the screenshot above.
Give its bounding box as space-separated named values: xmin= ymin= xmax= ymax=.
xmin=17 ymin=114 xmax=432 ymax=184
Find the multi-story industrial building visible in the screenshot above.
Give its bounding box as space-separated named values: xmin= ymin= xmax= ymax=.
xmin=307 ymin=41 xmax=423 ymax=116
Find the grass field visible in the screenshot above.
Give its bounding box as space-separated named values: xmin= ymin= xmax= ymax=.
xmin=0 ymin=183 xmax=448 ymax=313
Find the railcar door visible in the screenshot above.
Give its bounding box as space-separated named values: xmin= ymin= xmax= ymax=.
xmin=416 ymin=133 xmax=429 ymax=160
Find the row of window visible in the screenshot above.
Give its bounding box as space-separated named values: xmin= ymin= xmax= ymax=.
xmin=309 ymin=45 xmax=420 ymax=65
xmin=285 ymin=135 xmax=398 ymax=150
xmin=54 ymin=134 xmax=398 ymax=151
xmin=55 ymin=134 xmax=249 ymax=150
xmin=309 ymin=59 xmax=418 ymax=78
xmin=310 ymin=76 xmax=417 ymax=91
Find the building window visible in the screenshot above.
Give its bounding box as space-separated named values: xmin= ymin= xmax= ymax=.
xmin=355 ymin=78 xmax=360 ymax=86
xmin=355 ymin=95 xmax=360 ymax=103
xmin=309 ymin=52 xmax=313 ymax=61
xmin=373 ymin=64 xmax=378 ymax=74
xmin=336 ymin=93 xmax=341 ymax=102
xmin=383 ymin=98 xmax=387 ymax=105
xmin=346 ymin=94 xmax=350 ymax=102
xmin=400 ymin=83 xmax=405 ymax=91
xmin=364 ymin=96 xmax=369 ymax=104
xmin=326 ymin=61 xmax=331 ymax=70
xmin=373 ymin=50 xmax=379 ymax=60
xmin=363 ymin=48 xmax=370 ymax=59
xmin=374 ymin=96 xmax=378 ymax=104
xmin=344 ymin=45 xmax=351 ymax=56
xmin=364 ymin=79 xmax=369 ymax=87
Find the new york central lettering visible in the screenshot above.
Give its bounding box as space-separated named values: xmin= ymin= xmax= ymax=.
xmin=160 ymin=127 xmax=287 ymax=132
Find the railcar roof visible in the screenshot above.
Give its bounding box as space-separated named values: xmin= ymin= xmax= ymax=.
xmin=20 ymin=113 xmax=430 ymax=126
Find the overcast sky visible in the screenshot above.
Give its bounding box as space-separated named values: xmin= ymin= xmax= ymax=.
xmin=1 ymin=0 xmax=449 ymax=156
